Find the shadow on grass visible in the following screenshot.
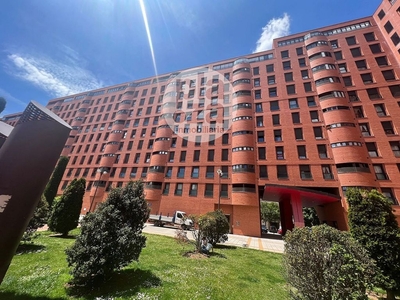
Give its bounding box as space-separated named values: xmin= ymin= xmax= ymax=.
xmin=0 ymin=291 xmax=64 ymax=300
xmin=48 ymin=234 xmax=77 ymax=239
xmin=66 ymin=268 xmax=161 ymax=299
xmin=15 ymin=244 xmax=46 ymax=255
xmin=214 ymin=244 xmax=237 ymax=250
xmin=209 ymin=252 xmax=227 ymax=259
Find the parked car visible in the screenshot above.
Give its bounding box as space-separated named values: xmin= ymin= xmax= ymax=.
xmin=261 ymin=225 xmax=268 ymax=233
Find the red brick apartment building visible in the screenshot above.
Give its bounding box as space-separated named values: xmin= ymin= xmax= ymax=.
xmin=2 ymin=0 xmax=400 ymax=236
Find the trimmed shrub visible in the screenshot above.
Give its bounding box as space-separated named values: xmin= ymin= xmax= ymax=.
xmin=21 ymin=195 xmax=49 ymax=242
xmin=347 ymin=188 xmax=400 ymax=300
xmin=198 ymin=210 xmax=229 ymax=246
xmin=43 ymin=156 xmax=69 ymax=208
xmin=48 ymin=178 xmax=85 ymax=236
xmin=66 ymin=180 xmax=149 ymax=286
xmin=284 ymin=225 xmax=375 ymax=300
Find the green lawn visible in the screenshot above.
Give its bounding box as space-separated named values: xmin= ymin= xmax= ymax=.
xmin=0 ymin=230 xmax=288 ymax=299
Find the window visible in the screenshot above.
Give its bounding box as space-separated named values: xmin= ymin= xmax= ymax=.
xmin=268 ymin=75 xmax=275 ymax=85
xmin=389 ymin=85 xmax=400 ymax=97
xmin=300 ymin=165 xmax=312 ymax=179
xmin=281 ymin=50 xmax=289 ymax=58
xmin=270 ymin=101 xmax=279 ymax=111
xmin=283 ymin=61 xmax=291 ymax=70
xmin=258 ymin=147 xmax=266 ymax=160
xmin=298 ymin=58 xmax=306 ymax=67
xmin=377 ymin=9 xmax=385 ymax=20
xmin=374 ymin=164 xmax=388 ymax=180
xmin=274 ymin=129 xmax=282 ymax=141
xmin=177 ymin=167 xmax=185 ymax=178
xmin=374 ymin=104 xmax=387 ymax=116
xmin=204 ymin=184 xmax=213 ymax=197
xmin=367 ymin=88 xmax=381 ymax=99
xmin=334 ymin=51 xmax=343 ymax=60
xmin=382 ymin=70 xmax=396 ymax=81
xmin=364 ymin=32 xmax=375 ymax=42
xmin=269 ymin=87 xmax=277 ymax=97
xmin=359 ymin=123 xmax=371 ymax=137
xmin=369 ymin=44 xmax=382 ymax=54
xmin=381 ymin=188 xmax=397 ymax=205
xmin=303 ymin=82 xmax=312 ymax=92
xmin=222 ymin=133 xmax=229 ymax=145
xmin=355 ymin=60 xmax=367 ymax=70
xmin=343 ymin=76 xmax=353 ymax=86
xmin=307 ymin=96 xmax=316 ymax=107
xmin=354 ymin=106 xmax=365 ymax=119
xmin=180 ymin=151 xmax=186 ymax=162
xmin=272 ymin=114 xmax=280 ymax=125
xmin=296 ymin=47 xmax=303 ymax=55
xmin=191 ymin=166 xmax=199 ymax=178
xmin=313 ymin=127 xmax=323 ymax=139
xmin=361 ymin=73 xmax=373 ymax=84
xmin=310 ymin=111 xmax=319 ymax=122
xmin=254 ymin=90 xmax=262 ymax=99
xmin=169 ymin=151 xmax=175 ymax=162
xmin=194 ymin=150 xmax=200 ymax=161
xmin=322 ymin=165 xmax=333 ymax=179
xmin=286 ymin=85 xmax=296 ymax=94
xmin=330 ymin=40 xmax=339 ymax=48
xmin=276 ymin=146 xmax=284 ymax=160
xmin=346 ymin=36 xmax=357 ymax=45
xmin=294 ymin=128 xmax=303 ymax=140
xmin=277 ymin=165 xmax=288 ymax=179
xmin=256 ymin=116 xmax=264 ymax=127
xmin=189 ymin=183 xmax=198 ymax=196
xmin=290 ymin=112 xmax=300 ymax=124
xmin=163 ymin=183 xmax=170 ymax=195
xmin=338 ymin=63 xmax=347 ymax=73
xmin=390 ymin=141 xmax=400 ymax=157
xmin=317 ymin=144 xmax=328 ymax=158
xmin=297 ymin=145 xmax=307 ymax=159
xmin=301 ymin=70 xmax=309 ymax=79
xmin=221 ymin=149 xmax=229 ymax=161
xmin=366 ymin=142 xmax=379 ymax=157
xmin=165 ymin=167 xmax=172 ymax=178
xmin=255 ymin=103 xmax=263 ymax=113
xmin=254 ymin=78 xmax=260 ymax=87
xmin=257 ymin=131 xmax=265 ymax=142
xmin=208 ymin=149 xmax=214 ymax=161
xmin=381 ymin=121 xmax=395 ymax=135
xmin=376 ymin=56 xmax=389 ymax=67
xmin=253 ymin=67 xmax=259 ymax=75
xmin=391 ymin=33 xmax=400 ymax=46
xmin=175 ymin=183 xmax=183 ymax=196
xmin=384 ymin=21 xmax=393 ymax=34
xmin=259 ymin=165 xmax=268 ymax=178
xmin=350 ymin=47 xmax=362 ymax=57
xmin=284 ymin=72 xmax=293 ymax=82
xmin=195 ymin=136 xmax=201 ymax=146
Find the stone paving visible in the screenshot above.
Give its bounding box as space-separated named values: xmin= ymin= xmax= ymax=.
xmin=143 ymin=223 xmax=285 ymax=254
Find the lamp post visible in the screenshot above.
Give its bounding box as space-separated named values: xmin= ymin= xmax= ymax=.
xmin=216 ymin=169 xmax=223 ymax=211
xmin=89 ymin=168 xmax=107 ymax=212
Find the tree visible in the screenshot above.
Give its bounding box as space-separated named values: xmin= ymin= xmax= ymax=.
xmin=347 ymin=188 xmax=400 ymax=300
xmin=43 ymin=156 xmax=69 ymax=208
xmin=198 ymin=210 xmax=230 ymax=246
xmin=283 ymin=225 xmax=375 ymax=300
xmin=0 ymin=97 xmax=6 ymax=114
xmin=66 ymin=180 xmax=149 ymax=286
xmin=260 ymin=201 xmax=280 ymax=226
xmin=21 ymin=195 xmax=49 ymax=242
xmin=303 ymin=207 xmax=320 ymax=227
xmin=48 ymin=178 xmax=86 ymax=236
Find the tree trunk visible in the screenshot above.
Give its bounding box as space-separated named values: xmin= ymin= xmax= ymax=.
xmin=386 ymin=290 xmax=395 ymax=300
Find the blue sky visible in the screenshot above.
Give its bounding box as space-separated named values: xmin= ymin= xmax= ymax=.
xmin=0 ymin=0 xmax=380 ymax=116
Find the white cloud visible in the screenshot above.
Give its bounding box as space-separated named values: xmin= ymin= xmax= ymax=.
xmin=6 ymin=52 xmax=103 ymax=98
xmin=253 ymin=13 xmax=290 ymax=53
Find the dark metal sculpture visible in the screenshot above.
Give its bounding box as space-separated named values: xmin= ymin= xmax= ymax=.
xmin=0 ymin=101 xmax=71 ymax=284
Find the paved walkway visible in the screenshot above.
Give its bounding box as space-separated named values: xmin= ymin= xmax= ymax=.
xmin=143 ymin=223 xmax=285 ymax=254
